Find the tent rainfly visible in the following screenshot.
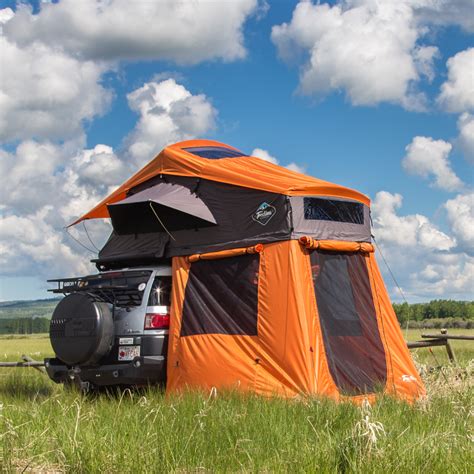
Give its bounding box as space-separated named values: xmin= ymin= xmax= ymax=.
xmin=72 ymin=139 xmax=425 ymax=402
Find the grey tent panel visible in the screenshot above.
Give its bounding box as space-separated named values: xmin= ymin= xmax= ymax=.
xmin=108 ymin=182 xmax=217 ymax=235
xmin=290 ymin=196 xmax=371 ymax=242
xmin=111 ymin=182 xmax=217 ymax=224
xmin=97 ymin=176 xmax=292 ymax=266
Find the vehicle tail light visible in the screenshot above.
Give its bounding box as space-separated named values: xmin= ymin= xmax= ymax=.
xmin=144 ymin=313 xmax=170 ymax=330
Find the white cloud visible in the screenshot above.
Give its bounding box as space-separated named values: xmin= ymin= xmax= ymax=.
xmin=402 ymin=136 xmax=463 ymax=191
xmin=408 ymin=255 xmax=474 ymax=299
xmin=457 ymin=113 xmax=474 ymax=164
xmin=271 ymin=1 xmax=438 ymax=109
xmin=0 ymin=138 xmax=125 ymax=279
xmin=251 ymin=148 xmax=307 ymax=173
xmin=437 ymin=47 xmax=474 ymax=113
xmin=371 ymin=190 xmax=474 ymax=300
xmin=445 ymin=192 xmax=474 ymax=255
xmin=0 ymin=7 xmax=13 ymax=26
xmin=372 ymin=191 xmax=455 ymax=250
xmin=0 ymin=9 xmax=111 ymax=143
xmin=125 ymin=79 xmax=217 ymax=168
xmin=414 ymin=0 xmax=474 ymax=33
xmin=251 ymin=148 xmax=279 ymax=164
xmin=0 ymin=207 xmax=92 ymax=278
xmin=0 ymin=0 xmax=260 ymax=144
xmin=4 ymin=0 xmax=259 ymax=64
xmin=0 ymin=78 xmax=219 ymax=281
xmin=286 ymin=162 xmax=307 ymax=174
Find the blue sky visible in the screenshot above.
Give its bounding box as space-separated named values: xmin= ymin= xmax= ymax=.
xmin=0 ymin=0 xmax=473 ymax=302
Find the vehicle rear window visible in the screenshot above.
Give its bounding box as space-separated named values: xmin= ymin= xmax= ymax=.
xmin=147 ymin=276 xmax=172 ymax=306
xmin=76 ymin=271 xmax=152 ymax=307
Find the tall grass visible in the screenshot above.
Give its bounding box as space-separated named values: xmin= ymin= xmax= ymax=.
xmin=0 ymin=333 xmax=472 ymax=473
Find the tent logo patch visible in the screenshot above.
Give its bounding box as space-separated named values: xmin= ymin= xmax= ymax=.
xmin=252 ymin=202 xmax=276 ymax=226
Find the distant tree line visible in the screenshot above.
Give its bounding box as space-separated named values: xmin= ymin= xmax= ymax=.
xmin=0 ymin=300 xmax=472 ymax=334
xmin=0 ymin=317 xmax=50 ymax=334
xmin=393 ymin=300 xmax=474 ymax=329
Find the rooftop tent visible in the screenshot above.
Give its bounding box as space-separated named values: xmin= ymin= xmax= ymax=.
xmin=107 ymin=182 xmax=217 ymax=235
xmin=72 ymin=139 xmax=425 ymax=402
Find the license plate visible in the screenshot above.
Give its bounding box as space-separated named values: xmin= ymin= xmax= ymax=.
xmin=119 ymin=337 xmax=134 ymax=345
xmin=118 ymin=345 xmax=140 ymax=361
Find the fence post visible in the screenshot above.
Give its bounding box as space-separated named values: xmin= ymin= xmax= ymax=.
xmin=441 ymin=329 xmax=457 ymax=365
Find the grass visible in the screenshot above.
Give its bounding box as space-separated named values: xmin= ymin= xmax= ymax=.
xmin=0 ymin=331 xmax=472 ymax=473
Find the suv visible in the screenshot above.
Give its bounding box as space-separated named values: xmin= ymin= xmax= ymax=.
xmin=45 ymin=266 xmax=171 ymax=392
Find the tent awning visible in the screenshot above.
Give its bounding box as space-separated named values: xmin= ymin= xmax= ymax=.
xmin=108 ymin=182 xmax=217 ymax=235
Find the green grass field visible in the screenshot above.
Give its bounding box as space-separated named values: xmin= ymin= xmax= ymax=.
xmin=1 ymin=331 xmax=472 ymax=473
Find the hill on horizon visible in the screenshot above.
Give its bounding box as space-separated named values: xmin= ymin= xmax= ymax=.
xmin=0 ymin=297 xmax=61 ymax=319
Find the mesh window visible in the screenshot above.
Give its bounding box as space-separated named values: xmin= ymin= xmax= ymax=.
xmin=304 ymin=197 xmax=364 ymax=224
xmin=310 ymin=251 xmax=387 ymax=395
xmin=183 ymin=146 xmax=246 ymax=159
xmin=181 ymin=253 xmax=259 ymax=336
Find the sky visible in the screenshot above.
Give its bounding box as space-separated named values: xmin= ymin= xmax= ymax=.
xmin=0 ymin=0 xmax=473 ymax=302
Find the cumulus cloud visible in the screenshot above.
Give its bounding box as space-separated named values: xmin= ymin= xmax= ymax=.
xmin=445 ymin=192 xmax=474 ymax=255
xmin=0 ymin=137 xmax=124 ymax=279
xmin=271 ymin=1 xmax=440 ymax=109
xmin=126 ymin=79 xmax=217 ymax=167
xmin=0 ymin=78 xmax=218 ymax=281
xmin=251 ymin=148 xmax=279 ymax=165
xmin=0 ymin=0 xmax=260 ymax=144
xmin=437 ymin=47 xmax=474 ymax=113
xmin=408 ymin=255 xmax=474 ymax=298
xmin=402 ymin=136 xmax=464 ymax=191
xmin=0 ymin=9 xmax=111 ymax=143
xmin=372 ymin=191 xmax=455 ymax=250
xmin=0 ymin=207 xmax=93 ymax=278
xmin=371 ymin=190 xmax=473 ymax=300
xmin=251 ymin=147 xmax=307 ymax=173
xmin=4 ymin=0 xmax=259 ymax=64
xmin=456 ymin=113 xmax=474 ymax=164
xmin=415 ymin=0 xmax=474 ymax=34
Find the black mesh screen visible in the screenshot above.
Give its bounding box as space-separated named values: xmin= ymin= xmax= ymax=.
xmin=181 ymin=254 xmax=259 ymax=336
xmin=183 ymin=146 xmax=246 ymax=159
xmin=310 ymin=251 xmax=387 ymax=395
xmin=304 ymin=197 xmax=364 ymax=224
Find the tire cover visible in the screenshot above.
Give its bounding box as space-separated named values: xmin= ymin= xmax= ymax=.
xmin=50 ymin=293 xmax=113 ymax=365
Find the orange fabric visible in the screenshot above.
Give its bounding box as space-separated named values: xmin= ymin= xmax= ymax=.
xmin=187 ymin=244 xmax=263 ymax=263
xmin=167 ymin=241 xmax=318 ymax=397
xmin=299 ymin=236 xmax=374 ymax=253
xmin=70 ymin=139 xmax=370 ymax=225
xmin=166 ymin=241 xmax=425 ymax=402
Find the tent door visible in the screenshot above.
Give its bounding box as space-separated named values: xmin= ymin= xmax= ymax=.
xmin=310 ymin=250 xmax=387 ymax=395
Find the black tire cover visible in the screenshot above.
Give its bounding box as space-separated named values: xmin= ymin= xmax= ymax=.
xmin=50 ymin=293 xmax=114 ymax=365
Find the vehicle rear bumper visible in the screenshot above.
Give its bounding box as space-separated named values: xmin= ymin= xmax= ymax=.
xmin=44 ymin=356 xmax=166 ymax=387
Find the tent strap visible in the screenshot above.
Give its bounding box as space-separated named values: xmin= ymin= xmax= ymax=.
xmin=299 ymin=236 xmax=374 ymax=253
xmin=187 ymin=244 xmax=263 ymax=263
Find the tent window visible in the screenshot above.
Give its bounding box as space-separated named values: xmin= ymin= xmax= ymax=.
xmin=183 ymin=146 xmax=246 ymax=159
xmin=310 ymin=251 xmax=387 ymax=395
xmin=181 ymin=253 xmax=259 ymax=336
xmin=304 ymin=197 xmax=364 ymax=224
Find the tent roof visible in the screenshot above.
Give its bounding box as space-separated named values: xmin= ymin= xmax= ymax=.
xmin=70 ymin=139 xmax=370 ymax=226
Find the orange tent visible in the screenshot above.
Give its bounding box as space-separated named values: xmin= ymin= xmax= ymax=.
xmin=74 ymin=139 xmax=425 ymax=402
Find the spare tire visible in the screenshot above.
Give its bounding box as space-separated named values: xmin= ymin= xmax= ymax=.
xmin=50 ymin=293 xmax=114 ymax=365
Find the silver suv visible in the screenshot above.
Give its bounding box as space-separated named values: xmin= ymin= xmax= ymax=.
xmin=45 ymin=266 xmax=171 ymax=391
